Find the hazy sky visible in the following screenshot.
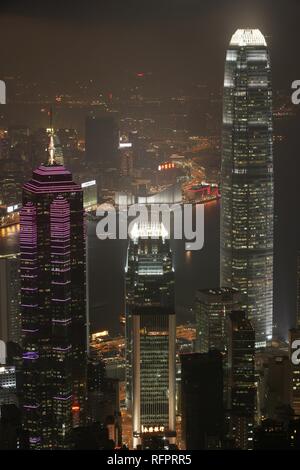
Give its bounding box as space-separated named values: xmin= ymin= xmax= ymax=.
xmin=0 ymin=0 xmax=299 ymax=90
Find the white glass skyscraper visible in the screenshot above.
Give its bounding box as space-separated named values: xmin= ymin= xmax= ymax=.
xmin=220 ymin=29 xmax=274 ymax=347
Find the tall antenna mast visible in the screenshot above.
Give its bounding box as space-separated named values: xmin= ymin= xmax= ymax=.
xmin=48 ymin=105 xmax=55 ymax=165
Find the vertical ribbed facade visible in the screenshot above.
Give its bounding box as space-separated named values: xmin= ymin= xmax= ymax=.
xmin=220 ymin=29 xmax=274 ymax=347
xmin=227 ymin=311 xmax=255 ymax=449
xmin=50 ymin=196 xmax=72 ymax=448
xmin=20 ymin=164 xmax=87 ymax=449
xmin=125 ymin=223 xmax=176 ymax=448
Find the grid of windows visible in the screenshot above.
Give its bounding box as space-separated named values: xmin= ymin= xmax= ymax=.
xmin=221 ymin=30 xmax=273 ymax=346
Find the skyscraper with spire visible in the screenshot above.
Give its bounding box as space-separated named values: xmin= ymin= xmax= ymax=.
xmin=220 ymin=29 xmax=274 ymax=347
xmin=20 ymin=142 xmax=87 ymax=449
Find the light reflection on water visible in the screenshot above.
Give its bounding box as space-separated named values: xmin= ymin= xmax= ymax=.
xmin=0 ymin=202 xmax=220 ymax=335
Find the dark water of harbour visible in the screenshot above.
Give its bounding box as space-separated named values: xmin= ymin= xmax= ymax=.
xmin=0 ymin=202 xmax=220 ymax=335
xmin=0 ymin=192 xmax=296 ymax=339
xmin=87 ymin=200 xmax=220 ymax=334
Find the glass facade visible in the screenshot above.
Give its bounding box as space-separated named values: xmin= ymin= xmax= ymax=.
xmin=0 ymin=365 xmax=17 ymax=406
xmin=20 ymin=163 xmax=87 ymax=449
xmin=125 ymin=222 xmax=176 ymax=447
xmin=195 ymin=287 xmax=241 ymax=353
xmin=220 ymin=29 xmax=274 ymax=347
xmin=227 ymin=311 xmax=255 ymax=450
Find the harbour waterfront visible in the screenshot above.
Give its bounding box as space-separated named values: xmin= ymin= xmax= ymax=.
xmin=0 ymin=196 xmax=296 ymax=337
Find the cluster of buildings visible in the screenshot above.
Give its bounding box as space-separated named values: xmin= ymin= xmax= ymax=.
xmin=0 ymin=28 xmax=299 ymax=451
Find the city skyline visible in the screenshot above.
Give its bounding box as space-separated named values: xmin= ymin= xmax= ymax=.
xmin=0 ymin=1 xmax=299 ymax=453
xmin=220 ymin=28 xmax=274 ymax=347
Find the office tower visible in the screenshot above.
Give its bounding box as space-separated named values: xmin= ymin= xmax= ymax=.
xmin=125 ymin=222 xmax=176 ymax=448
xmin=87 ymin=356 xmax=105 ymax=423
xmin=0 ymin=365 xmax=17 ymax=407
xmin=119 ymin=141 xmax=134 ymax=178
xmin=132 ymin=305 xmax=176 ymax=448
xmin=289 ymin=329 xmax=300 ymax=416
xmin=255 ymin=352 xmax=291 ymax=421
xmin=80 ymin=180 xmax=97 ymax=211
xmin=20 ymin=153 xmax=87 ymax=449
xmin=85 ymin=116 xmax=119 ymax=168
xmin=181 ymin=351 xmax=224 ymax=450
xmin=227 ymin=311 xmax=256 ymax=449
xmin=0 ymin=132 xmax=9 ymax=160
xmin=125 ymin=221 xmax=174 ymax=408
xmin=8 ymin=126 xmax=30 ymax=147
xmin=0 ymin=175 xmax=21 ymax=206
xmin=102 ymin=378 xmax=122 ymax=447
xmin=0 ymin=254 xmax=21 ymax=345
xmin=72 ymin=422 xmax=115 ymax=450
xmin=220 ymin=29 xmax=274 ymax=347
xmin=195 ymin=287 xmax=240 ymax=353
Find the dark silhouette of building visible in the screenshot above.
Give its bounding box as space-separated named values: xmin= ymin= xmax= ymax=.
xmin=125 ymin=222 xmax=176 ymax=448
xmin=220 ymin=29 xmax=274 ymax=347
xmin=20 ymin=157 xmax=87 ymax=449
xmin=254 ymin=419 xmax=288 ymax=450
xmin=85 ymin=116 xmax=119 ymax=169
xmin=72 ymin=422 xmax=114 ymax=450
xmin=195 ymin=287 xmax=241 ymax=353
xmin=254 ymin=417 xmax=300 ymax=450
xmin=87 ymin=355 xmax=106 ymax=424
xmin=0 ymin=404 xmax=29 ymax=449
xmin=181 ymin=351 xmax=224 ymax=449
xmin=227 ymin=311 xmax=255 ymax=449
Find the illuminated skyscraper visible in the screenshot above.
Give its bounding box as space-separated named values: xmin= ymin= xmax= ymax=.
xmin=220 ymin=29 xmax=274 ymax=347
xmin=125 ymin=222 xmax=176 ymax=448
xmin=195 ymin=287 xmax=241 ymax=353
xmin=0 ymin=254 xmax=21 ymax=345
xmin=20 ymin=149 xmax=87 ymax=449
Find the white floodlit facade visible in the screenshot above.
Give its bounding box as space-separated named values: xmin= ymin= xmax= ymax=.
xmin=220 ymin=29 xmax=274 ymax=347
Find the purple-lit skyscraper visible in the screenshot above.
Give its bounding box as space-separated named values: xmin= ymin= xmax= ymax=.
xmin=20 ymin=154 xmax=87 ymax=449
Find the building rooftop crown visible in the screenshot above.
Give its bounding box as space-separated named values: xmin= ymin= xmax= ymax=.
xmin=230 ymin=29 xmax=267 ymax=47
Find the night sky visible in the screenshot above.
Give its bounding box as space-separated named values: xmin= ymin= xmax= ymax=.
xmin=0 ymin=0 xmax=299 ymax=89
xmin=0 ymin=0 xmax=299 ymax=336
